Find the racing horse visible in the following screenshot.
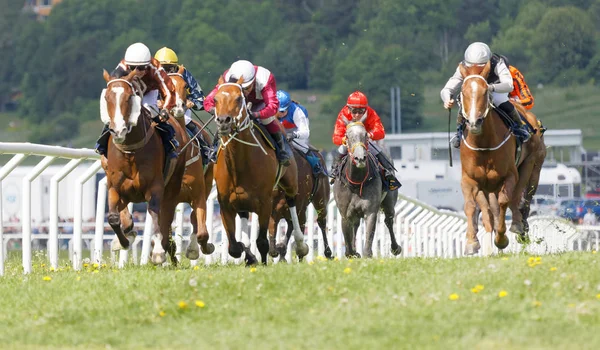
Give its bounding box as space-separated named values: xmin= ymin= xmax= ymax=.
xmin=458 ymin=61 xmax=546 ymax=255
xmin=332 ymin=121 xmax=402 ymax=258
xmin=212 ymin=76 xmax=309 ymax=265
xmin=165 ymin=69 xmax=215 ymax=259
xmin=100 ymin=69 xmax=187 ymax=265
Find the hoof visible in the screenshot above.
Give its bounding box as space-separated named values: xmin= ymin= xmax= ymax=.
xmin=509 ymin=222 xmax=524 ymax=235
xmin=151 ymin=252 xmax=166 ymax=265
xmin=516 ymin=233 xmax=530 ymax=244
xmin=185 ymin=245 xmax=200 ymax=260
xmin=346 ymin=252 xmax=361 ymax=259
xmin=464 ymin=241 xmax=481 ymax=255
xmin=111 ymin=238 xmax=122 ymax=251
xmin=324 ymin=247 xmax=333 ymax=259
xmin=275 ymin=242 xmax=287 ymax=256
xmin=495 ymin=234 xmax=509 ymax=250
xmin=391 ymin=244 xmax=403 ymax=256
xmin=269 ymin=248 xmax=279 ymax=258
xmin=201 ymin=243 xmax=215 ymax=255
xmin=245 ymin=253 xmax=258 ymax=267
xmin=295 ymin=242 xmax=309 ymax=258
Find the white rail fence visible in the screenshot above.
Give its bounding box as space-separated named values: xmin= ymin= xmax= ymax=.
xmin=1 ymin=142 xmax=598 ymax=276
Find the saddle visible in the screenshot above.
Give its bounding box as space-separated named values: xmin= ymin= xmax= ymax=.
xmin=494 ymin=106 xmax=546 ymax=165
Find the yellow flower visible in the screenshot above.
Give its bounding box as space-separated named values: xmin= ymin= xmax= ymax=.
xmin=568 ymin=303 xmax=576 ymax=308
xmin=532 ymin=300 xmax=542 ymax=307
xmin=343 ymin=267 xmax=352 ymax=274
xmin=501 ymin=257 xmax=509 ymax=261
xmin=535 ymin=257 xmax=542 ymax=262
xmin=178 ymin=301 xmax=188 ymax=309
xmin=193 ymin=266 xmax=200 ymax=271
xmin=308 ymin=261 xmax=315 ymax=265
xmin=76 ymin=276 xmax=81 ymax=281
xmin=159 ymin=311 xmax=166 ymax=317
xmin=41 ymin=263 xmax=46 ymax=268
xmin=101 ymin=264 xmax=107 ymax=268
xmin=593 ymin=250 xmax=597 ymax=254
xmin=92 ymin=270 xmax=99 ymax=274
xmin=448 ymin=293 xmax=459 ymax=301
xmin=49 ymin=267 xmax=55 ymax=272
xmin=250 ymin=267 xmax=257 ymax=273
xmin=596 ymin=294 xmax=600 ymax=300
xmin=527 ymin=257 xmax=535 ymax=264
xmin=550 ymin=267 xmax=558 ymax=271
xmin=42 ymin=276 xmax=52 ymax=281
xmin=83 ymin=263 xmax=89 ymax=268
xmin=195 ymin=300 xmax=205 ymax=308
xmin=475 ymin=284 xmax=485 ymax=291
xmin=334 ymin=257 xmax=340 ymax=262
xmin=498 ymin=290 xmax=508 ymax=298
xmin=93 ymin=263 xmax=99 ymax=269
xmin=471 ymin=288 xmax=479 ymax=294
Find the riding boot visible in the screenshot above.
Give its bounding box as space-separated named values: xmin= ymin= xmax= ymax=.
xmin=186 ymin=122 xmax=211 ymax=166
xmin=156 ymin=120 xmax=179 ymax=159
xmin=375 ymin=153 xmax=402 ymax=191
xmin=186 ymin=121 xmax=201 ymax=140
xmin=499 ymin=101 xmax=531 ymax=143
xmin=329 ymin=152 xmax=345 ymax=185
xmin=270 ymin=131 xmax=292 ymax=167
xmin=94 ymin=124 xmax=111 ymax=157
xmin=452 ymin=119 xmax=464 ymax=149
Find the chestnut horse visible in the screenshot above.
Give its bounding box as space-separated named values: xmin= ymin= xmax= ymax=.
xmin=458 ymin=62 xmax=546 ymax=255
xmin=268 ymin=148 xmax=332 ymax=261
xmin=100 ymin=70 xmax=187 ymax=265
xmin=165 ymin=70 xmax=215 ymax=259
xmin=213 ymin=76 xmax=309 ymax=265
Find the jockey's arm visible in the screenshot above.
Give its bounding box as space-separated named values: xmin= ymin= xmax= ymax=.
xmin=440 ymin=66 xmax=463 ymax=105
xmin=203 ymin=85 xmax=219 ymax=114
xmin=488 ymin=60 xmax=513 ymax=94
xmin=110 ymin=61 xmax=129 ymax=78
xmin=253 ymin=74 xmax=279 ymax=118
xmin=365 ymin=108 xmax=385 ymax=141
xmin=183 ymin=68 xmax=205 ymax=110
xmin=291 ymin=105 xmax=310 ymax=140
xmin=332 ymin=110 xmax=347 ymax=146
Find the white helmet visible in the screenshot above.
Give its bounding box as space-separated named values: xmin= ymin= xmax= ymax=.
xmin=225 ymin=60 xmax=256 ymax=88
xmin=124 ymin=42 xmax=151 ymax=66
xmin=464 ymin=42 xmax=491 ymax=66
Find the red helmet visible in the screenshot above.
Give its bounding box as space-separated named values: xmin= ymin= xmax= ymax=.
xmin=347 ymin=91 xmax=368 ymax=108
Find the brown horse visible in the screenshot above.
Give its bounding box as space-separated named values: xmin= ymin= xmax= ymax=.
xmin=100 ymin=70 xmax=187 ymax=265
xmin=213 ymin=76 xmax=309 ymax=265
xmin=458 ymin=62 xmax=546 ymax=255
xmin=165 ymin=69 xmax=215 ymax=259
xmin=268 ymin=148 xmax=332 ymax=261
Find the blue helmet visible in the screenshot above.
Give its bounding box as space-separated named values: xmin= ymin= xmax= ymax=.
xmin=276 ymin=90 xmax=291 ymax=112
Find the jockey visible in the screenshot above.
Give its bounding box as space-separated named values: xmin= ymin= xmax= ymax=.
xmin=203 ymin=60 xmax=292 ymax=166
xmin=330 ymin=91 xmax=401 ymax=191
xmin=275 ymin=90 xmax=310 ymax=152
xmin=441 ymin=42 xmax=531 ymax=148
xmin=95 ymin=42 xmax=179 ymax=160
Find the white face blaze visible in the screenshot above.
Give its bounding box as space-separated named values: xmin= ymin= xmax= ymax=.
xmin=466 ymin=78 xmax=482 ymax=126
xmin=110 ymin=86 xmax=127 ymax=141
xmin=346 ymin=123 xmax=368 ymax=168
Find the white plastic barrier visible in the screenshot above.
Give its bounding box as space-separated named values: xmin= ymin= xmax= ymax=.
xmin=2 ymin=142 xmax=598 ymax=276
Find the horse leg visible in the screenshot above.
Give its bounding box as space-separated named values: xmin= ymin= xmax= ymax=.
xmin=276 ymin=222 xmax=292 ymax=262
xmin=382 ymin=194 xmax=402 ymax=256
xmin=316 ymin=207 xmax=333 ymax=259
xmin=286 ymin=197 xmax=309 ymax=259
xmin=256 ymin=206 xmax=272 ymax=265
xmin=496 ymin=173 xmax=517 ymax=250
xmin=107 ymin=188 xmax=130 ymax=251
xmin=520 ymin=162 xmax=543 ymax=238
xmin=115 ymin=206 xmax=137 ymax=250
xmin=341 ymin=217 xmax=360 ymax=258
xmin=186 ymin=208 xmax=200 ymax=260
xmin=238 ymin=212 xmax=251 ymax=250
xmin=474 ymin=190 xmax=495 ymax=253
xmin=461 ymin=178 xmax=480 ymax=255
xmin=220 ymin=206 xmax=255 ymax=265
xmin=194 ymin=197 xmax=215 ymax=255
xmin=510 ymin=160 xmax=536 ymax=241
xmin=268 ymin=216 xmax=279 ymax=258
xmin=146 ymin=189 xmax=167 ymax=265
xmin=363 ymin=212 xmax=378 ymax=258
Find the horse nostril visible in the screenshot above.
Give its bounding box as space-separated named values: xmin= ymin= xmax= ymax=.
xmin=225 ymin=116 xmax=232 ymax=124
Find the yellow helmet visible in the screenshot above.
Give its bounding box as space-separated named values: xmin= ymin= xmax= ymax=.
xmin=154 ymin=47 xmax=178 ymax=65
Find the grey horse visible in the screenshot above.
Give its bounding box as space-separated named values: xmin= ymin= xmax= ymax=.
xmin=332 ymin=121 xmax=402 ymax=258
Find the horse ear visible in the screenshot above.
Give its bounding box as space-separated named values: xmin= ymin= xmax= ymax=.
xmin=125 ymin=70 xmax=137 ymax=81
xmin=218 ymin=75 xmax=225 ymax=85
xmin=177 ymin=65 xmax=185 ymax=75
xmin=480 ymin=61 xmax=492 ymax=79
xmin=99 ymin=89 xmax=110 ymax=124
xmin=237 ymin=76 xmax=245 ymax=86
xmin=458 ymin=63 xmax=468 ymax=78
xmin=103 ymin=69 xmax=111 ymax=82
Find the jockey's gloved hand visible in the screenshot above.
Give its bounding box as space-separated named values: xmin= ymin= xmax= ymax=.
xmin=194 ymin=100 xmax=204 ymax=111
xmin=286 ymin=132 xmax=297 ymax=142
xmin=159 ymin=109 xmax=170 ymax=122
xmin=249 ymin=111 xmax=260 ymax=119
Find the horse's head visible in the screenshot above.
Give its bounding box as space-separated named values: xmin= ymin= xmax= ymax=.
xmin=168 ymin=66 xmax=188 ymax=119
xmin=345 ymin=120 xmax=369 ymax=168
xmin=100 ymin=69 xmax=142 ymax=144
xmin=459 ymin=62 xmax=493 ymax=135
xmin=213 ymin=75 xmax=248 ymax=137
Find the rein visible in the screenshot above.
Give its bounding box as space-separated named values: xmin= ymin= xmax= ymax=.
xmin=345 ymin=139 xmax=370 ymax=197
xmin=215 ymin=83 xmax=267 ymax=155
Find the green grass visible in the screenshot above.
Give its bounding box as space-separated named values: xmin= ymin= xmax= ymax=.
xmin=1 ymin=252 xmax=599 ymax=349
